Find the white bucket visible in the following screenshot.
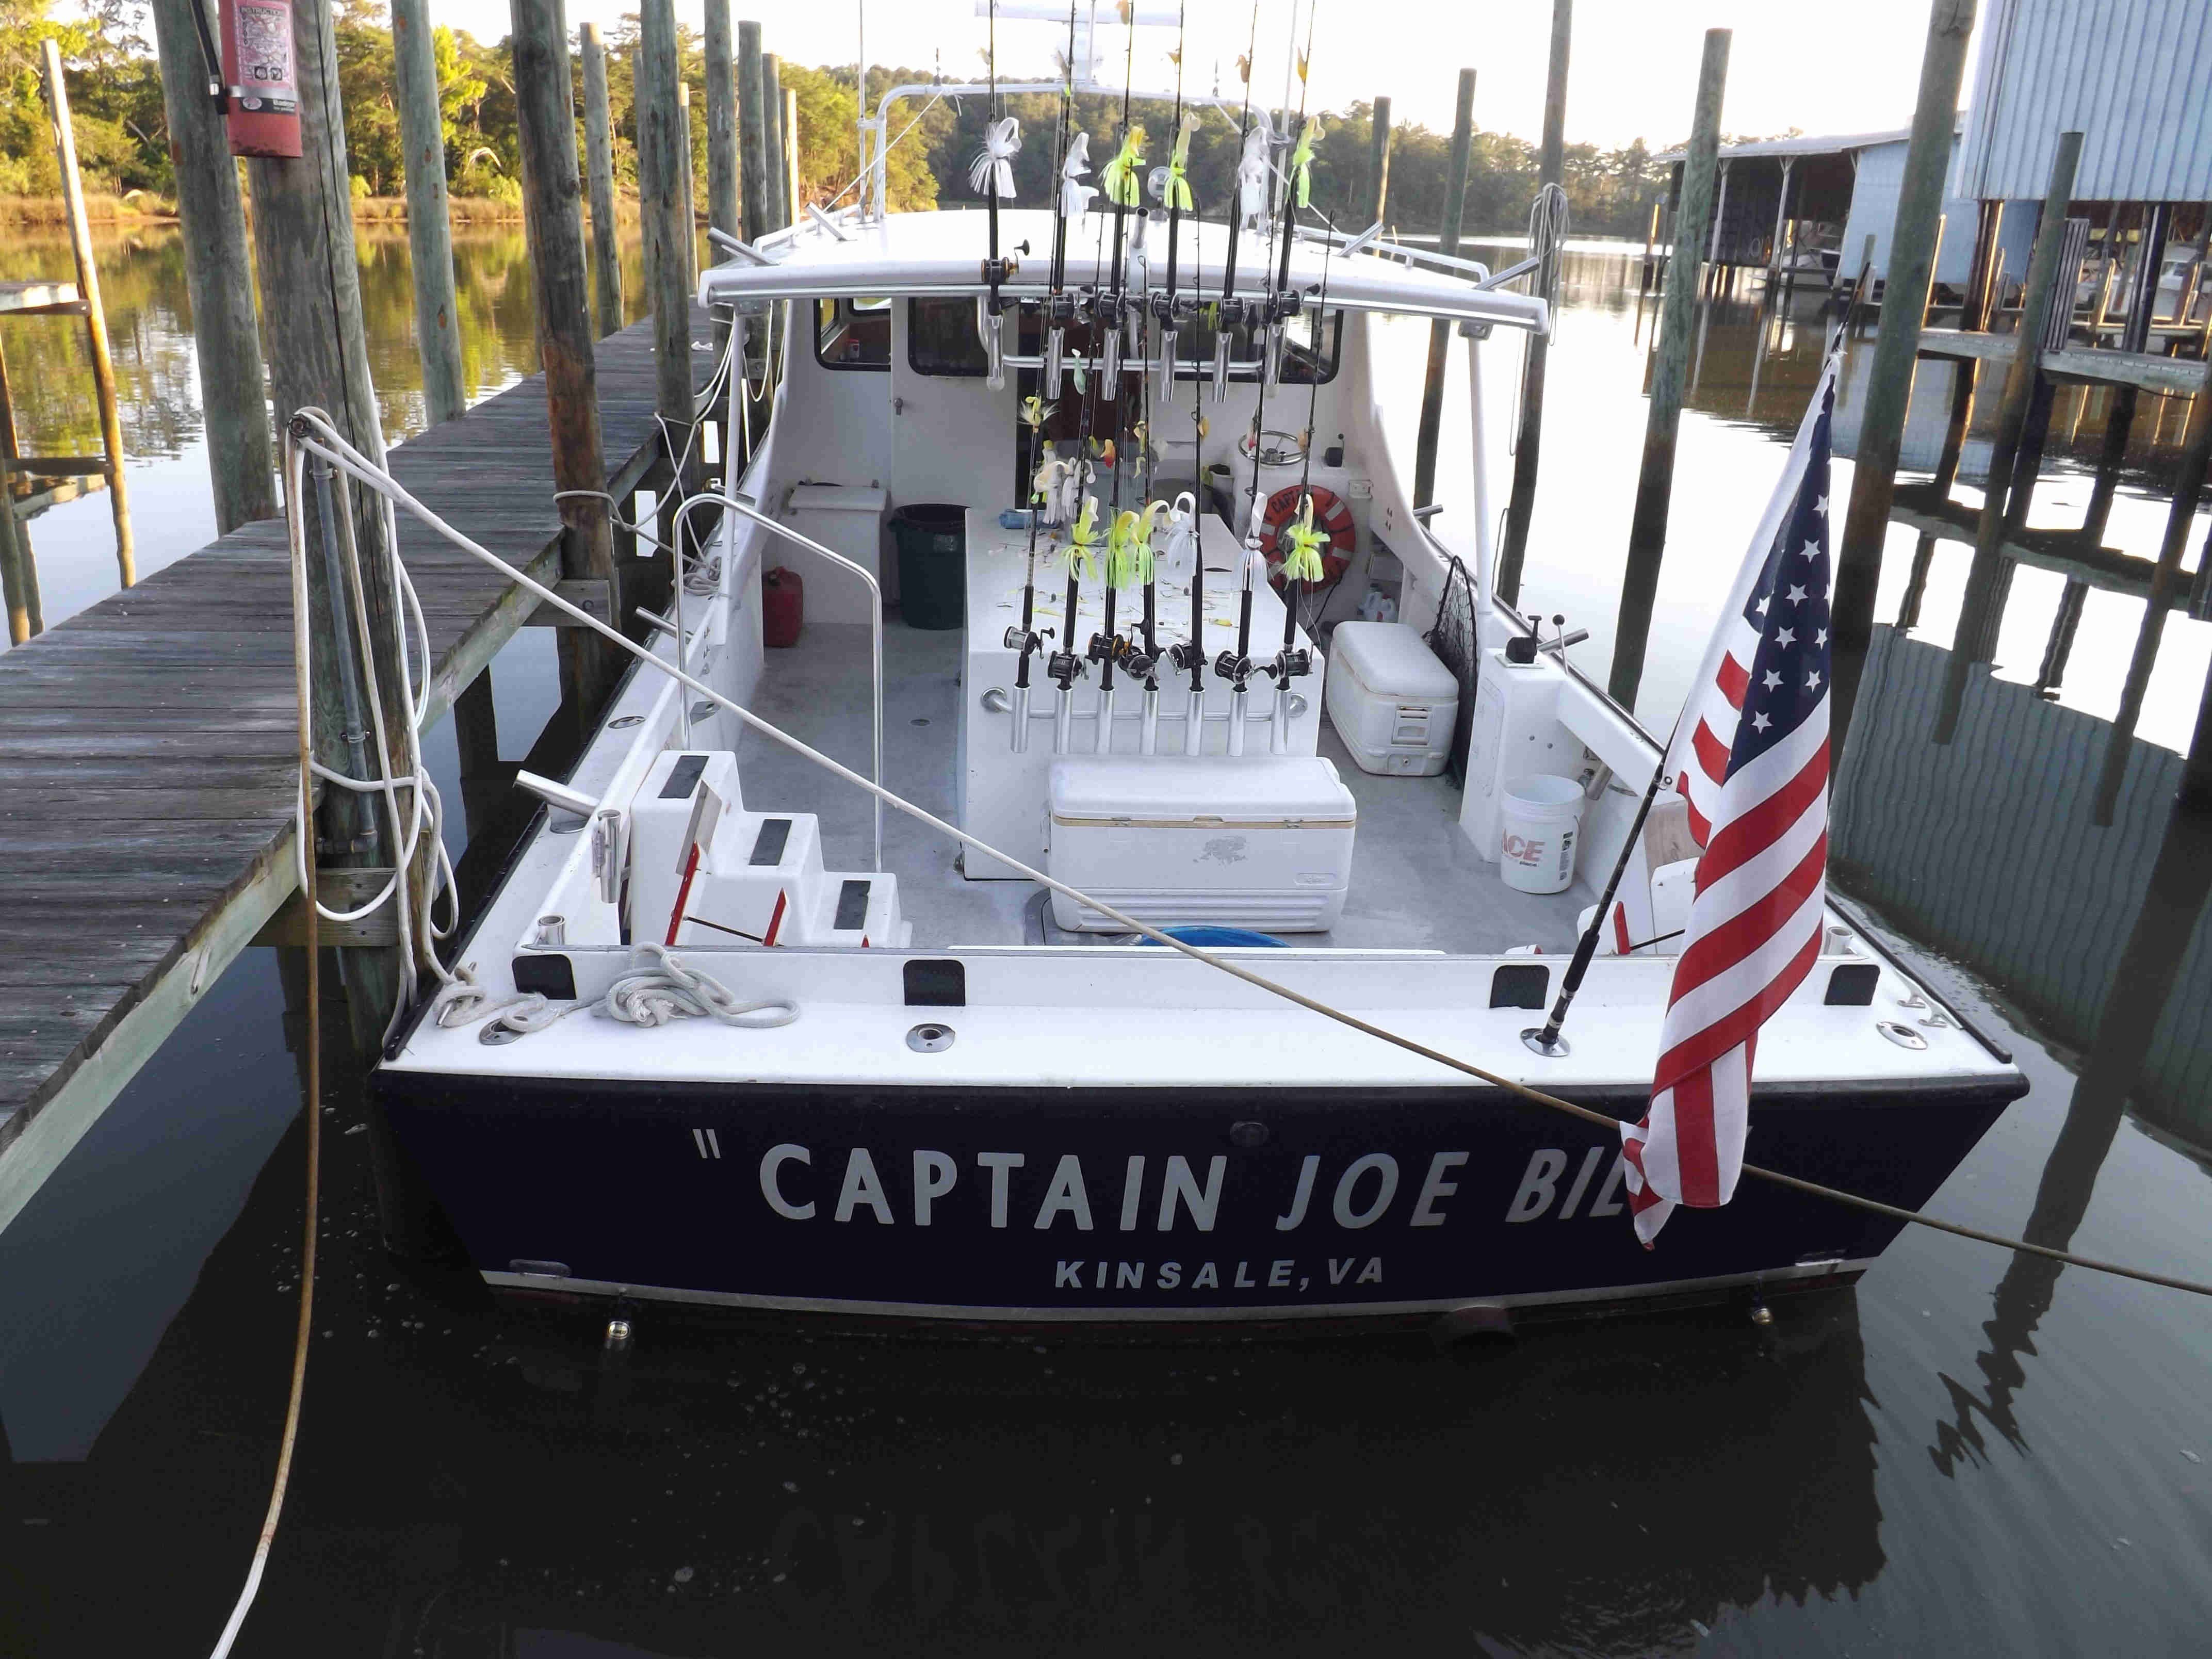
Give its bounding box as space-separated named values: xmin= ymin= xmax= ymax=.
xmin=1498 ymin=774 xmax=1586 ymax=895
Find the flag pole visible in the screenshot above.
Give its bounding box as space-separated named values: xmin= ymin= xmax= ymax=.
xmin=1522 ymin=728 xmax=1679 ymax=1057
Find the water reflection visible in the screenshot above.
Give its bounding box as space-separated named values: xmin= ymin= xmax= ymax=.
xmin=9 ymin=1006 xmax=1885 ymax=1654
xmin=8 ymin=223 xmax=659 ymax=469
xmin=1833 ymin=623 xmax=2211 ymax=1483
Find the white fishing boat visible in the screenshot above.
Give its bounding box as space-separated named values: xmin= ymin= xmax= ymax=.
xmin=336 ymin=17 xmax=2025 ymax=1331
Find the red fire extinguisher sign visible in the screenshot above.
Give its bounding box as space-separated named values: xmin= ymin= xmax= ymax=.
xmin=222 ymin=0 xmax=303 ymax=158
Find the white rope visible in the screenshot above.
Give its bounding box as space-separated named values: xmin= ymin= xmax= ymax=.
xmin=428 ymin=965 xmax=565 ymax=1033
xmin=599 ymin=942 xmax=799 ymax=1028
xmin=284 ymin=418 xmax=464 ymax=1043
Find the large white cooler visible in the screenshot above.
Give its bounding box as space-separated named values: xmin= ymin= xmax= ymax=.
xmin=1323 ymin=620 xmax=1459 ymax=776
xmin=1046 ymin=756 xmax=1357 ymax=933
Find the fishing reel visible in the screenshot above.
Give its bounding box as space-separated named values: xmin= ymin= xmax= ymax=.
xmin=1262 ymin=645 xmax=1313 ymax=685
xmin=1086 ymin=629 xmax=1132 ymax=670
xmin=1121 ymin=639 xmax=1162 ymax=680
xmin=1046 ymin=639 xmax=1089 ymax=686
xmin=1167 ymin=638 xmax=1208 ymax=675
xmin=1212 ymin=647 xmax=1254 ymax=687
xmin=1003 ymin=622 xmax=1044 ymax=658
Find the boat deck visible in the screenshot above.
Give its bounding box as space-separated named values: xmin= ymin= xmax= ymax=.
xmin=734 ymin=618 xmax=1600 ymax=955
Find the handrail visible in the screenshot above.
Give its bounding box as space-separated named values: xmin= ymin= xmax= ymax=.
xmin=670 ymin=490 xmax=886 ymax=873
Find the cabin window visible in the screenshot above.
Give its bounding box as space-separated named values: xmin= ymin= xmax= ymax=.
xmin=1173 ymin=305 xmax=1344 ymax=384
xmin=908 ymin=298 xmax=993 ymax=377
xmin=817 ymin=296 xmax=891 ymax=370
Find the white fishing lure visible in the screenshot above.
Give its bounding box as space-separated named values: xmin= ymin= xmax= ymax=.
xmin=1061 ymin=132 xmax=1098 ymax=221
xmin=968 ymin=116 xmax=1022 ymax=200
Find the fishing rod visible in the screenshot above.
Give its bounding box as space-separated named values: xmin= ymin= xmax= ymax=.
xmin=1155 ymin=3 xmax=1191 ymax=403
xmin=1259 ymin=18 xmax=1329 ymax=757
xmin=1217 ymin=7 xmax=1305 ymax=757
xmin=1166 ymin=202 xmax=1209 ymax=755
xmin=1095 ymin=15 xmax=1144 ymax=396
xmin=1005 ymin=393 xmax=1052 ymax=753
xmin=1212 ymin=2 xmax=1264 ymax=404
xmin=1008 ymin=3 xmax=1087 ymax=753
xmin=1049 ymin=209 xmax=1115 ymax=756
xmin=1263 ymin=9 xmax=1320 ymax=396
xmin=1092 ymin=4 xmax=1154 ymax=761
xmin=971 ymin=2 xmax=1020 ymax=388
xmin=1044 ymin=0 xmax=1084 ymax=400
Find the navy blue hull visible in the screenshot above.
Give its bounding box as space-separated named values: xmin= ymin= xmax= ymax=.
xmin=370 ymin=1072 xmax=2021 ymax=1322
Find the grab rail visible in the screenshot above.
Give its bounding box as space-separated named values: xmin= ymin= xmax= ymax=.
xmin=671 ymin=491 xmax=885 ymax=873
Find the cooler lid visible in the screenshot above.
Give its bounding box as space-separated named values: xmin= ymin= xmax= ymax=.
xmin=1329 ymin=621 xmax=1458 ymax=700
xmin=1049 ymin=756 xmax=1356 ymax=824
xmin=787 ymin=484 xmax=889 ymax=516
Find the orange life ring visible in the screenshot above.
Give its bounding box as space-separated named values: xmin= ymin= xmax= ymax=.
xmin=1260 ymin=484 xmax=1356 ymax=591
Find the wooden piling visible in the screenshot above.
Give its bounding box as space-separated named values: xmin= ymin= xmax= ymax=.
xmin=0 ymin=328 xmax=37 ymax=636
xmin=639 ymin=0 xmax=698 ymax=468
xmin=763 ymin=55 xmax=788 ymax=231
xmin=146 ymin=0 xmax=276 ymax=533
xmin=2091 ymin=360 xmax=2212 ymax=822
xmin=1607 ymin=28 xmax=1728 ymax=710
xmin=705 ymin=0 xmax=740 ymax=242
xmin=1366 ymin=94 xmax=1391 ymax=224
xmin=510 ymin=0 xmax=622 ymax=710
xmin=582 ymin=22 xmax=625 ymax=339
xmin=739 ymin=20 xmax=768 ymax=246
xmin=1495 ymin=0 xmax=1570 ymax=607
xmin=677 ymin=83 xmax=699 ymax=292
xmin=1935 ymin=131 xmax=2083 ymax=744
xmin=246 ymin=0 xmax=415 ymax=1050
xmin=1828 ymin=0 xmax=1978 ymax=754
xmin=39 ymin=41 xmax=131 ymax=587
xmin=390 ymin=0 xmax=466 ymax=425
xmin=785 ymin=86 xmax=802 ymax=223
xmin=1411 ymin=69 xmax=1475 ymax=511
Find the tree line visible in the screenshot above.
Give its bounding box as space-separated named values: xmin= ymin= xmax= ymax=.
xmin=26 ymin=2 xmax=1669 ymax=239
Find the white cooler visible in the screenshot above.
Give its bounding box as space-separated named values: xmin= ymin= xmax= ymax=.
xmin=1046 ymin=756 xmax=1357 ymax=933
xmin=1322 ymin=621 xmax=1459 ymax=776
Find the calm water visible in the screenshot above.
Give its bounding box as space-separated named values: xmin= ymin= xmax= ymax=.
xmin=1 ymin=225 xmax=2208 ymax=1655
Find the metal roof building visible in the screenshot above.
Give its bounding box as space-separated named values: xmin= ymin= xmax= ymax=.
xmin=1956 ymin=0 xmax=2212 ymax=204
xmin=1657 ymin=128 xmax=1976 ymax=288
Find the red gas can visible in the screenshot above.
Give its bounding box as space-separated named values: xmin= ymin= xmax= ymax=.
xmin=763 ymin=567 xmax=803 ymax=648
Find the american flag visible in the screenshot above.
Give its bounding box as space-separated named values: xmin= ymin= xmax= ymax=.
xmin=1618 ymin=359 xmax=1840 ymax=1245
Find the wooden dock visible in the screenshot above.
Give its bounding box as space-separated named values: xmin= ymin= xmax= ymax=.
xmin=0 ymin=310 xmax=703 ymax=1232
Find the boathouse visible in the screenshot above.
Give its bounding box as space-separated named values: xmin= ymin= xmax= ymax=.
xmin=1654 ymin=127 xmax=1976 ymax=294
xmin=1954 ymin=0 xmax=2212 ymax=347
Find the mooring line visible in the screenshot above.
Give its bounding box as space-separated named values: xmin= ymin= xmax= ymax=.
xmin=207 ymin=613 xmax=324 ymax=1659
xmin=289 ymin=415 xmax=2212 ymax=1311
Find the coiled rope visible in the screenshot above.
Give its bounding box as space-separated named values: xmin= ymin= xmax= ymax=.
xmin=283 ymin=407 xmax=2212 ymax=1302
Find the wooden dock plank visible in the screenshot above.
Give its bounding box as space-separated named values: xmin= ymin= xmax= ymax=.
xmin=0 ymin=310 xmax=705 ymax=1227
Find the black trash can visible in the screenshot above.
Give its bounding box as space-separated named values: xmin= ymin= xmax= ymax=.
xmin=889 ymin=504 xmax=966 ymax=630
